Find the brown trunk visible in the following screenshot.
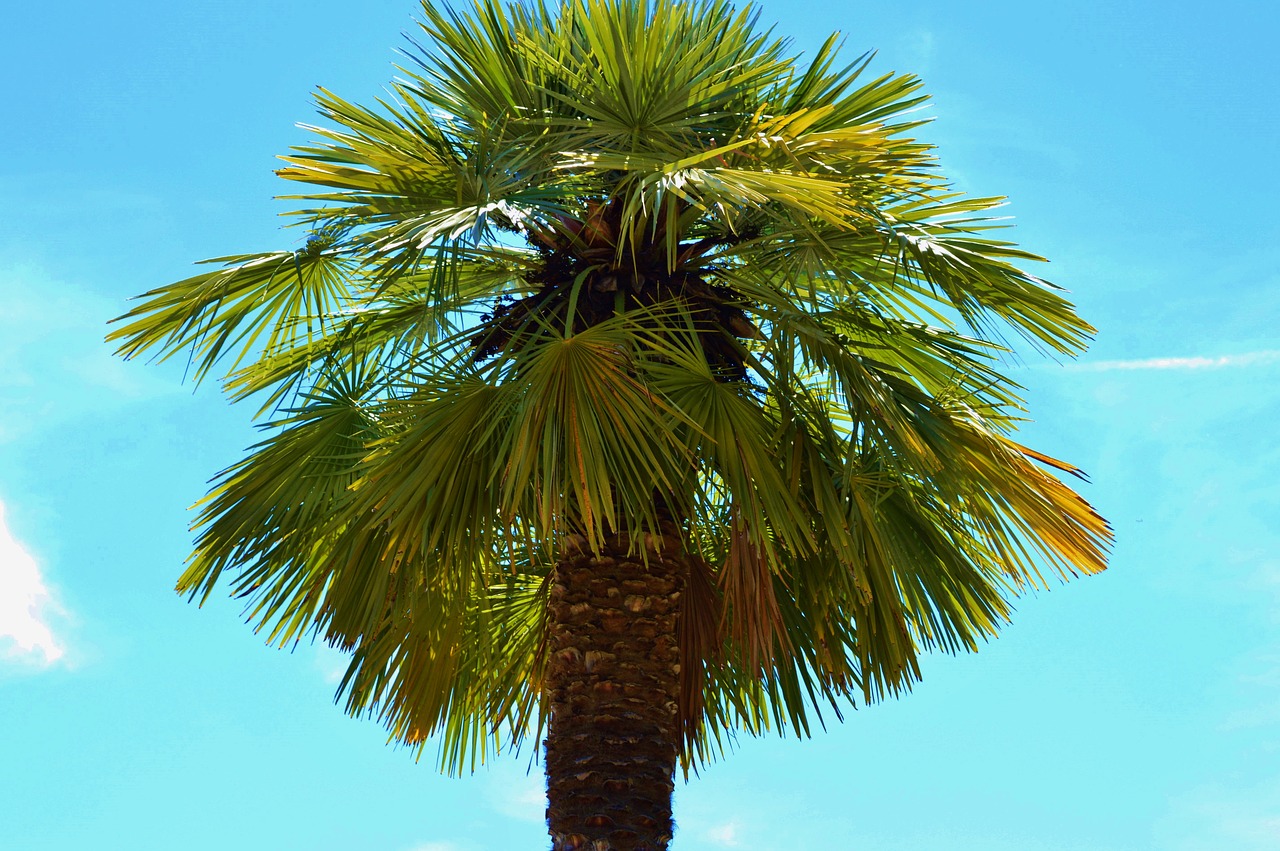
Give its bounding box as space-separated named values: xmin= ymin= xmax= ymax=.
xmin=544 ymin=529 xmax=685 ymax=851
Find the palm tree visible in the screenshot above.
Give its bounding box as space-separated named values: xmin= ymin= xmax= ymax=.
xmin=109 ymin=0 xmax=1110 ymax=847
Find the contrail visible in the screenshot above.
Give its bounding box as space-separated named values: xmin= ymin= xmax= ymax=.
xmin=1071 ymin=350 xmax=1280 ymax=372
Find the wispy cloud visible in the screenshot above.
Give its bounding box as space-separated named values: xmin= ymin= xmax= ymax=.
xmin=0 ymin=500 xmax=66 ymax=666
xmin=314 ymin=643 xmax=351 ymax=685
xmin=705 ymin=819 xmax=742 ymax=846
xmin=1073 ymin=350 xmax=1280 ymax=372
xmin=0 ymin=262 xmax=181 ymax=444
xmin=1161 ymin=780 xmax=1280 ymax=851
xmin=486 ymin=762 xmax=545 ymax=823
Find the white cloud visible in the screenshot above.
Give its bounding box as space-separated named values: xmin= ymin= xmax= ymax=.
xmin=1074 ymin=349 xmax=1280 ymax=372
xmin=0 ymin=500 xmax=65 ymax=666
xmin=486 ymin=761 xmax=545 ymax=823
xmin=1161 ymin=780 xmax=1280 ymax=851
xmin=0 ymin=262 xmax=181 ymax=444
xmin=705 ymin=819 xmax=742 ymax=846
xmin=314 ymin=643 xmax=351 ymax=685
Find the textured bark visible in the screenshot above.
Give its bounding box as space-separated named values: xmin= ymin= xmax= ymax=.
xmin=545 ymin=530 xmax=685 ymax=851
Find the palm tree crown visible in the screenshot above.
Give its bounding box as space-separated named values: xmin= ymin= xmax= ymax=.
xmin=110 ymin=0 xmax=1110 ymax=846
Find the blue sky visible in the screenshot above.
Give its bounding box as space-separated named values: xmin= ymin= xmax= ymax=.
xmin=2 ymin=1 xmax=1277 ymax=849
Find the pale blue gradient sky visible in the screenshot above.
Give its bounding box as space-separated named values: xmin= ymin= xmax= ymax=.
xmin=2 ymin=2 xmax=1278 ymax=849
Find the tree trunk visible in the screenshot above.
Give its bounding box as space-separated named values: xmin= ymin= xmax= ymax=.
xmin=544 ymin=529 xmax=685 ymax=851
